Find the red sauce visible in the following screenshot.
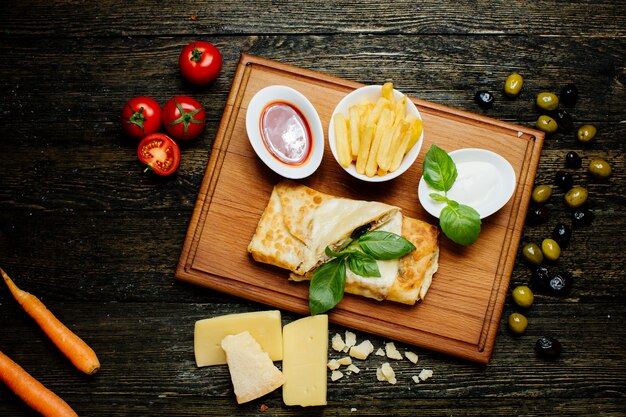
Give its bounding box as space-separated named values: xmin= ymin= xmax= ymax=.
xmin=260 ymin=101 xmax=312 ymax=165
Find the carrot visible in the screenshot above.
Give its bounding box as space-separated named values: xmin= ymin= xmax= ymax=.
xmin=0 ymin=267 xmax=100 ymax=375
xmin=0 ymin=350 xmax=78 ymax=417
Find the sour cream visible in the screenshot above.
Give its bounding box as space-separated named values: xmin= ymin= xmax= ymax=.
xmin=418 ymin=148 xmax=516 ymax=219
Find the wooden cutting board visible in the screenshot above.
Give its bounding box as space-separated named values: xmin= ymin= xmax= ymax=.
xmin=176 ymin=54 xmax=544 ymax=364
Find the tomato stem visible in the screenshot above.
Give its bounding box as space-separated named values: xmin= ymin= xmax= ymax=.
xmin=168 ymin=99 xmax=204 ymax=138
xmin=127 ymin=105 xmax=147 ymax=131
xmin=191 ymin=46 xmax=203 ymax=63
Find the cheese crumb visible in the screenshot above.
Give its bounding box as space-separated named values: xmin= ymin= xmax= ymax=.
xmin=332 ymin=333 xmax=346 ymax=352
xmin=381 ymin=362 xmax=395 ymax=380
xmin=347 ymin=364 xmax=360 ymax=374
xmin=375 ymin=348 xmax=385 ymax=356
xmin=331 ymin=370 xmax=344 ymax=381
xmin=327 ymin=359 xmax=341 ymax=371
xmin=349 ymin=340 xmax=374 ymax=360
xmin=376 ymin=367 xmax=386 ymax=381
xmin=419 ymin=369 xmax=433 ymax=381
xmin=351 ymin=408 xmax=357 ymax=412
xmin=385 ymin=342 xmax=403 ymax=360
xmin=405 ymin=351 xmax=419 ymax=364
xmin=411 ymin=375 xmax=420 ymax=384
xmin=338 ymin=356 xmax=352 ymax=366
xmin=345 ymin=331 xmax=357 ymax=348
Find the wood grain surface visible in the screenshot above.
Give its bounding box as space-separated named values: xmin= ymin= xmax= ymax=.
xmin=0 ymin=1 xmax=625 ymax=416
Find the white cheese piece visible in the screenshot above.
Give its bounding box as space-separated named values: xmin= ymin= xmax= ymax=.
xmin=351 ymin=408 xmax=357 ymax=412
xmin=282 ymin=315 xmax=328 ymax=407
xmin=412 ymin=375 xmax=420 ymax=384
xmin=405 ymin=351 xmax=419 ymax=364
xmin=338 ymin=356 xmax=352 ymax=366
xmin=331 ymin=333 xmax=346 ymax=352
xmin=385 ymin=342 xmax=403 ymax=360
xmin=419 ymin=369 xmax=433 ymax=381
xmin=376 ymin=367 xmax=386 ymax=381
xmin=375 ymin=348 xmax=386 ymax=356
xmin=345 ymin=331 xmax=357 ymax=348
xmin=327 ymin=359 xmax=341 ymax=371
xmin=331 ymin=370 xmax=344 ymax=381
xmin=194 ymin=310 xmax=282 ymax=367
xmin=381 ymin=362 xmax=395 ymax=381
xmin=346 ymin=364 xmax=360 ymax=374
xmin=221 ymin=331 xmax=285 ymax=404
xmin=349 ymin=340 xmax=374 ymax=360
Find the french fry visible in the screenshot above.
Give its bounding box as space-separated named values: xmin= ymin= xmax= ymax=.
xmin=333 ymin=113 xmax=351 ymax=168
xmin=376 ymin=122 xmax=396 ymax=171
xmin=382 ymin=82 xmax=394 ymax=102
xmin=390 ymin=122 xmax=414 ymax=172
xmin=366 ymin=108 xmax=392 ymax=177
xmin=406 ymin=115 xmax=423 ymax=152
xmin=349 ymin=107 xmax=360 ymax=158
xmin=393 ymin=96 xmax=406 ymax=126
xmin=377 ymin=167 xmax=387 ymax=176
xmin=356 ymin=123 xmax=375 ymax=175
xmin=367 ymin=97 xmax=391 ymax=126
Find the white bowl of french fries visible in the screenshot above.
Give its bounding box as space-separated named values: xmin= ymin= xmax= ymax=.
xmin=329 ymin=83 xmax=424 ymax=182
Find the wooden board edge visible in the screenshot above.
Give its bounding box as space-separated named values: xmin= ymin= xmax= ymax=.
xmin=176 ymin=55 xmax=253 ymax=279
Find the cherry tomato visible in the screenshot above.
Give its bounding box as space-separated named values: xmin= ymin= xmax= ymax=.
xmin=137 ymin=133 xmax=181 ymax=176
xmin=178 ymin=41 xmax=222 ymax=85
xmin=162 ymin=96 xmax=206 ymax=140
xmin=121 ymin=96 xmax=162 ymax=140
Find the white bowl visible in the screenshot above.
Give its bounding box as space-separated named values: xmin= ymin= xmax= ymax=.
xmin=328 ymin=85 xmax=424 ymax=182
xmin=418 ymin=148 xmax=516 ymax=219
xmin=246 ymin=85 xmax=324 ymax=179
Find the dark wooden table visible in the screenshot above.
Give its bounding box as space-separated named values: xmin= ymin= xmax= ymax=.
xmin=1 ymin=1 xmax=625 ymax=416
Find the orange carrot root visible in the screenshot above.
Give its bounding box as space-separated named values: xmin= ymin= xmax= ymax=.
xmin=0 ymin=267 xmax=100 ymax=375
xmin=0 ymin=351 xmax=79 ymax=417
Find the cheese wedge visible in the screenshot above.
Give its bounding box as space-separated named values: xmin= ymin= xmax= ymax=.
xmin=194 ymin=310 xmax=282 ymax=367
xmin=282 ymin=315 xmax=328 ymax=406
xmin=221 ymin=331 xmax=286 ymax=404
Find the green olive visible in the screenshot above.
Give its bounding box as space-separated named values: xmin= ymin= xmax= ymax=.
xmin=588 ymin=159 xmax=612 ymax=179
xmin=541 ymin=238 xmax=561 ymax=262
xmin=564 ymin=186 xmax=588 ymax=208
xmin=508 ymin=312 xmax=529 ymax=334
xmin=577 ymin=124 xmax=597 ymax=143
xmin=512 ymin=285 xmax=534 ymax=308
xmin=536 ymin=92 xmax=559 ymax=111
xmin=536 ymin=115 xmax=558 ymax=133
xmin=522 ymin=243 xmax=544 ymax=266
xmin=504 ymin=73 xmax=524 ymax=97
xmin=531 ymin=184 xmax=552 ymax=204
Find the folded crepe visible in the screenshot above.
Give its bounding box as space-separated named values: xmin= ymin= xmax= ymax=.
xmin=247 ymin=180 xmax=439 ymax=305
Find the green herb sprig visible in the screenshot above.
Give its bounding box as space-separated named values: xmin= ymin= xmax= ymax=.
xmin=423 ymin=144 xmax=482 ymax=246
xmin=309 ymin=230 xmax=416 ymax=315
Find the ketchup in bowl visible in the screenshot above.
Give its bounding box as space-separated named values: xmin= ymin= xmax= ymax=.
xmin=246 ymin=85 xmax=324 ymax=179
xmin=260 ymin=101 xmax=312 ymax=165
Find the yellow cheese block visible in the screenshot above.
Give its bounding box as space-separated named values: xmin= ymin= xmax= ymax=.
xmin=194 ymin=310 xmax=283 ymax=367
xmin=282 ymin=315 xmax=328 ymax=406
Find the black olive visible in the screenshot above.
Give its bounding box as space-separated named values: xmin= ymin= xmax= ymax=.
xmin=553 ymin=109 xmax=574 ymax=132
xmin=565 ymin=151 xmax=582 ymax=169
xmin=560 ymin=84 xmax=578 ymax=107
xmin=551 ymin=223 xmax=572 ymax=247
xmin=548 ymin=272 xmax=573 ymax=295
xmin=351 ymin=223 xmax=372 ymax=239
xmin=526 ymin=205 xmax=551 ymax=226
xmin=532 ymin=266 xmax=551 ymax=289
xmin=536 ymin=336 xmax=562 ymax=359
xmin=475 ymin=90 xmax=495 ymax=109
xmin=555 ymin=170 xmax=573 ymax=190
xmin=572 ymin=209 xmax=594 ymax=227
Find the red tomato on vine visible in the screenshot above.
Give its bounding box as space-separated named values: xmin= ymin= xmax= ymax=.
xmin=178 ymin=41 xmax=222 ymax=85
xmin=120 ymin=96 xmax=162 ymax=140
xmin=162 ymin=96 xmax=206 ymax=141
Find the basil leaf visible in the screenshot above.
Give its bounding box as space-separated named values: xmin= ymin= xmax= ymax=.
xmin=423 ymin=144 xmax=458 ymax=192
xmin=439 ymin=201 xmax=481 ymax=246
xmin=429 ymin=192 xmax=448 ymax=203
xmin=358 ymin=230 xmax=416 ymax=260
xmin=309 ymin=257 xmax=346 ymax=315
xmin=347 ymin=252 xmax=381 ymax=278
